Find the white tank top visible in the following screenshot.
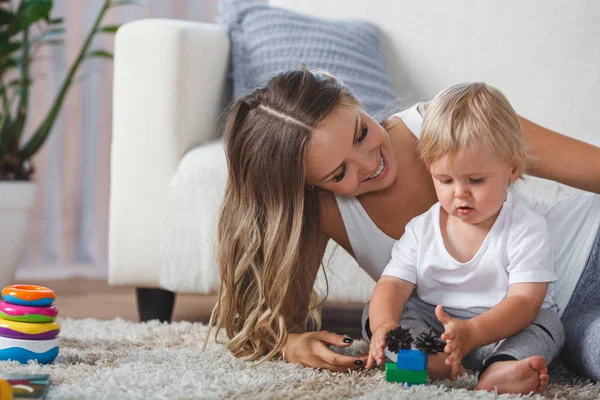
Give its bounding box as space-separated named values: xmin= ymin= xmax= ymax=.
xmin=334 ymin=103 xmax=600 ymax=314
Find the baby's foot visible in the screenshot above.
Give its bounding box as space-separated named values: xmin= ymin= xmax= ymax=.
xmin=474 ymin=356 xmax=548 ymax=394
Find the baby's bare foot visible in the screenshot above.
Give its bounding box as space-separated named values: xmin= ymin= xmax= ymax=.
xmin=537 ymin=366 xmax=549 ymax=392
xmin=474 ymin=356 xmax=547 ymax=394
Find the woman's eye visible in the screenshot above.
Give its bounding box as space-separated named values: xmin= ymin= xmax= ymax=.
xmin=469 ymin=178 xmax=485 ymax=184
xmin=440 ymin=179 xmax=453 ymax=184
xmin=357 ymin=126 xmax=368 ymax=143
xmin=333 ymin=165 xmax=346 ymax=183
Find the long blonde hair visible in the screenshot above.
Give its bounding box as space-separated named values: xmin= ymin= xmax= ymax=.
xmin=207 ymin=69 xmax=358 ymax=363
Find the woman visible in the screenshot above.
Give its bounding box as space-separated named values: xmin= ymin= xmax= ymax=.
xmin=208 ymin=69 xmax=600 ymax=380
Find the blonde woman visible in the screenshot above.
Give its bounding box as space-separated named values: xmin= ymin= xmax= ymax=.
xmin=209 ymin=69 xmax=600 ymax=381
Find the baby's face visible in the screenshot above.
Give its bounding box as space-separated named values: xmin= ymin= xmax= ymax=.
xmin=429 ymin=146 xmax=518 ymax=226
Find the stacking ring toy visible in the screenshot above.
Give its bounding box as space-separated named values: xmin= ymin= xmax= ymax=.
xmin=0 ymin=335 xmax=59 ymax=364
xmin=2 ymin=285 xmax=55 ymax=307
xmin=0 ymin=320 xmax=60 ymax=340
xmin=0 ymin=378 xmax=11 ymax=400
xmin=0 ymin=301 xmax=58 ymax=323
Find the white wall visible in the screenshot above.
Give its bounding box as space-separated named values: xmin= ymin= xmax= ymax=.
xmin=271 ymin=0 xmax=600 ymax=147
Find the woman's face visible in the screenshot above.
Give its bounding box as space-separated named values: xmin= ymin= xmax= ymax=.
xmin=306 ymin=104 xmax=397 ymax=197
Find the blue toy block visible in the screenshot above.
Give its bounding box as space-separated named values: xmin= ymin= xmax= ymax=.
xmin=396 ymin=349 xmax=427 ymax=371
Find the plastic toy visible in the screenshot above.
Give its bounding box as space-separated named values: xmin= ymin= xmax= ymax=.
xmin=1 ymin=285 xmax=55 ymax=307
xmin=396 ymin=348 xmax=427 ymax=371
xmin=384 ymin=327 xmax=445 ymax=385
xmin=0 ymin=336 xmax=59 ymax=364
xmin=0 ymin=301 xmax=58 ymax=323
xmin=0 ymin=285 xmax=60 ymax=364
xmin=0 ymin=319 xmax=60 ymax=340
xmin=0 ymin=378 xmax=12 ymax=400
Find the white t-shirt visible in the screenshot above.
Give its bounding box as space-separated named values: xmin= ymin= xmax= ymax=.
xmin=381 ymin=192 xmax=558 ymax=318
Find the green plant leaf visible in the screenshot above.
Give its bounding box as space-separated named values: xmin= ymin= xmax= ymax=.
xmin=0 ymin=78 xmax=32 ymax=96
xmin=12 ymin=0 xmax=53 ymax=33
xmin=97 ymin=24 xmax=119 ymax=33
xmin=86 ymin=49 xmax=113 ymax=60
xmin=0 ymin=41 xmax=21 ymax=58
xmin=0 ymin=113 xmax=9 ymax=141
xmin=1 ymin=57 xmax=20 ymax=70
xmin=19 ymin=0 xmax=113 ymax=161
xmin=0 ymin=32 xmax=9 ymax=47
xmin=0 ymin=8 xmax=12 ymax=26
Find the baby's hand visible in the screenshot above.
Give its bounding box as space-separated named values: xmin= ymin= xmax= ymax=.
xmin=366 ymin=322 xmax=397 ymax=370
xmin=435 ymin=305 xmax=475 ymax=380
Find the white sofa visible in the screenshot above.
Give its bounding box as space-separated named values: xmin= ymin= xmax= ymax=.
xmin=109 ymin=0 xmax=600 ymax=321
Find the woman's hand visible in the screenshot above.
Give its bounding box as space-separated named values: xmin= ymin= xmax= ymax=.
xmin=283 ymin=331 xmax=367 ymax=372
xmin=366 ymin=321 xmax=397 ymax=370
xmin=435 ymin=305 xmax=475 ymax=380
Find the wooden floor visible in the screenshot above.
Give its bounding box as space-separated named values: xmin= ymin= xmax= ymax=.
xmin=27 ymin=279 xmax=365 ymax=339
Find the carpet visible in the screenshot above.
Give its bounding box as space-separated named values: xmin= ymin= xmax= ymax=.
xmin=0 ymin=318 xmax=597 ymax=399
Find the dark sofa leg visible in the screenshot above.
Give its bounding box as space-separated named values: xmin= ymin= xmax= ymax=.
xmin=136 ymin=288 xmax=175 ymax=323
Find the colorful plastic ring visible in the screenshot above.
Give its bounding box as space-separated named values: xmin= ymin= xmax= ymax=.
xmin=0 ymin=336 xmax=59 ymax=364
xmin=0 ymin=319 xmax=60 ymax=340
xmin=0 ymin=301 xmax=58 ymax=323
xmin=2 ymin=285 xmax=55 ymax=307
xmin=0 ymin=378 xmax=11 ymax=400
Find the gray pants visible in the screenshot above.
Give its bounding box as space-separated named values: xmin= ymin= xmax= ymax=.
xmin=362 ymin=297 xmax=565 ymax=372
xmin=561 ymin=226 xmax=600 ymax=381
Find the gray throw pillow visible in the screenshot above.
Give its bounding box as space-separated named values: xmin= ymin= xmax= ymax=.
xmin=220 ymin=0 xmax=399 ymax=118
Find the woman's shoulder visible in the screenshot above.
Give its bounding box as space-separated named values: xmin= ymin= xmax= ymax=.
xmin=384 ymin=102 xmax=426 ymax=139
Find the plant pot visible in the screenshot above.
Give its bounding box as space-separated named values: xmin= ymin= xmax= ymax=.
xmin=0 ymin=182 xmax=37 ymax=289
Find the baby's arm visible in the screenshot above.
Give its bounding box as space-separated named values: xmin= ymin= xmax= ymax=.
xmin=467 ymin=282 xmax=549 ymax=346
xmin=367 ymin=276 xmax=414 ymax=369
xmin=367 ymin=216 xmax=420 ymax=369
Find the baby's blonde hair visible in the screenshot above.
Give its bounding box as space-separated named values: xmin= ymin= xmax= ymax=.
xmin=419 ymin=82 xmax=526 ymax=178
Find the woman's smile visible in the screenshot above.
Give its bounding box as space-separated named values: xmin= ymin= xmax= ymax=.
xmin=362 ymin=148 xmax=388 ymax=183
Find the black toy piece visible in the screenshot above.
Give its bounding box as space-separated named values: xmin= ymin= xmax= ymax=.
xmin=386 ymin=326 xmax=445 ymax=355
xmin=414 ymin=329 xmax=446 ymax=355
xmin=385 ymin=326 xmax=413 ymax=353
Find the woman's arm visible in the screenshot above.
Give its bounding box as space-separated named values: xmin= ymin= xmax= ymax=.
xmin=520 ymin=116 xmax=600 ymax=194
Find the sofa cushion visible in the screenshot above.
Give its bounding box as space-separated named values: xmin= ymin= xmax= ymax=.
xmin=220 ymin=0 xmax=399 ymax=118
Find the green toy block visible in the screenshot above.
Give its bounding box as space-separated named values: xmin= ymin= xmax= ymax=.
xmin=385 ymin=362 xmax=428 ymax=385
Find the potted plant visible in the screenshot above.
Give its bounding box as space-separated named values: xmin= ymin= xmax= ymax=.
xmin=0 ymin=0 xmax=135 ymax=287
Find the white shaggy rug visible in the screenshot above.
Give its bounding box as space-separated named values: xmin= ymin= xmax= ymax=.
xmin=0 ymin=318 xmax=597 ymax=399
